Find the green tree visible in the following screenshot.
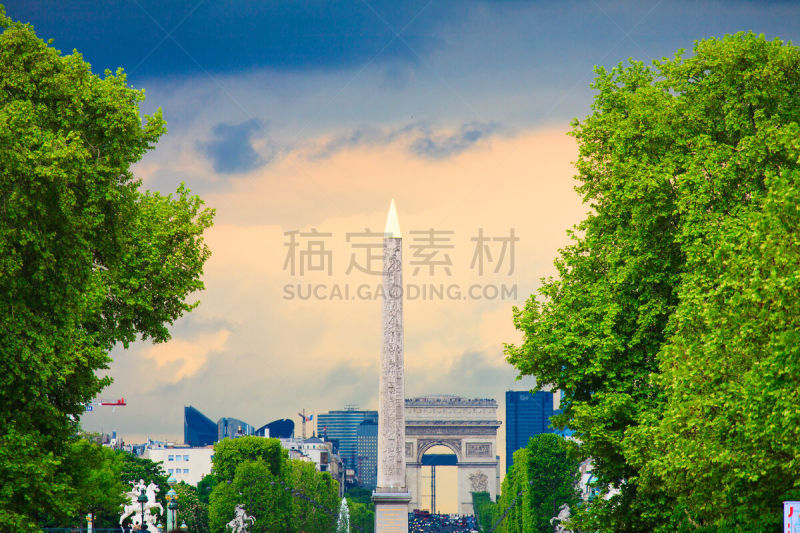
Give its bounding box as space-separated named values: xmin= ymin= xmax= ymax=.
xmin=506 ymin=32 xmax=800 ymax=531
xmin=38 ymin=438 xmax=127 ymax=528
xmin=212 ymin=437 xmax=286 ymax=483
xmin=67 ymin=440 xmax=126 ymax=527
xmin=345 ymin=486 xmax=374 ymax=533
xmin=522 ymin=434 xmax=579 ymax=532
xmin=175 ymin=482 xmax=210 ymax=533
xmin=472 ymin=491 xmax=497 ymax=532
xmin=197 ymin=473 xmax=217 ymax=505
xmin=208 ymin=459 xmax=292 ymax=533
xmin=627 ymin=124 xmax=800 ymax=529
xmin=348 ymin=500 xmax=375 ymax=533
xmin=495 ymin=447 xmax=528 ymax=533
xmin=287 ymin=459 xmax=338 ymax=533
xmin=0 ymin=6 xmax=213 ymax=531
xmin=489 ymin=436 xmax=578 ymax=533
xmin=208 ymin=437 xmax=343 ymax=533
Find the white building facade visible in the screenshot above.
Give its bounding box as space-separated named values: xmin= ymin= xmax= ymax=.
xmin=144 ymin=445 xmax=214 ymax=486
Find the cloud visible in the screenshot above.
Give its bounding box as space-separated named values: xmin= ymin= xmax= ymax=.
xmin=407 ymin=349 xmax=520 ymax=399
xmin=410 ymin=122 xmax=501 ymax=159
xmin=144 ymin=329 xmax=231 ymax=382
xmin=200 ymin=119 xmax=272 ymax=174
xmin=305 ymin=121 xmax=503 ymax=162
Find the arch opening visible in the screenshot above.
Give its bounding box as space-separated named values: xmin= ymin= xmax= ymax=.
xmin=419 ymin=444 xmax=458 ymax=515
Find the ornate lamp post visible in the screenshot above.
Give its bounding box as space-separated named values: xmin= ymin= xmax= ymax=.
xmin=138 ymin=487 xmax=149 ymax=532
xmin=180 ymin=521 xmax=188 ymax=531
xmin=166 ymin=474 xmax=178 ymax=531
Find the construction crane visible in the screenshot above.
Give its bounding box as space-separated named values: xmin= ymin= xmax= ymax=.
xmin=84 ymin=397 xmax=126 ymax=413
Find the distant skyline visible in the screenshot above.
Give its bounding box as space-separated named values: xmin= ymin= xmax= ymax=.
xmin=6 ymin=2 xmax=800 ymax=482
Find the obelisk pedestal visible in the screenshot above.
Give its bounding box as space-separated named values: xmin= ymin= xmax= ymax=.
xmin=373 ymin=200 xmax=411 ymax=533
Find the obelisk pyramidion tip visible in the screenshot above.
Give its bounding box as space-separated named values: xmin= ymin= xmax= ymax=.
xmin=384 ymin=198 xmax=402 ymax=238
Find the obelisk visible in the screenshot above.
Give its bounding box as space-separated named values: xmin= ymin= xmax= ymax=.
xmin=373 ymin=199 xmax=411 ymax=533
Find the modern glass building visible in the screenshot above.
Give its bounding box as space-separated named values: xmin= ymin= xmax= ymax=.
xmin=255 ymin=419 xmax=295 ymax=439
xmin=505 ymin=390 xmax=554 ymax=472
xmin=184 ymin=405 xmax=217 ymax=447
xmin=316 ymin=408 xmax=378 ymax=476
xmin=356 ymin=419 xmax=378 ymax=489
xmin=217 ymin=417 xmax=254 ymax=440
xmin=184 ymin=406 xmax=294 ymax=445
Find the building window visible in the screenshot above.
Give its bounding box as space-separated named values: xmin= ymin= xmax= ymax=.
xmin=168 ymin=455 xmax=174 ymax=461
xmin=184 ymin=469 xmax=189 ymax=474
xmin=184 ymin=455 xmax=189 ymax=461
xmin=168 ymin=469 xmax=174 ymax=474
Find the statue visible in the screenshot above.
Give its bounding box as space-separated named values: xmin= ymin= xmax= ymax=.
xmin=550 ymin=503 xmax=572 ymax=533
xmin=120 ymin=480 xmax=164 ymax=530
xmin=226 ymin=504 xmax=256 ymax=533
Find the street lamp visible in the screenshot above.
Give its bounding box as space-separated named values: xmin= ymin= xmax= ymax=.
xmin=180 ymin=521 xmax=188 ymax=531
xmin=138 ymin=487 xmax=149 ymax=532
xmin=166 ymin=474 xmax=179 ymax=531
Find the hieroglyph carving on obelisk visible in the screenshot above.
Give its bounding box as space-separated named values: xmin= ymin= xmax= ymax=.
xmin=377 ymin=198 xmax=406 ymax=489
xmin=373 ymin=199 xmax=411 ymax=533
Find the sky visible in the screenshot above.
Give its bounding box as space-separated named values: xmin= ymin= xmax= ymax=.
xmin=6 ymin=0 xmax=800 ymax=512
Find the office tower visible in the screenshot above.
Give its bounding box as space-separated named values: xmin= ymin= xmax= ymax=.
xmin=184 ymin=405 xmax=217 ymax=447
xmin=317 ymin=408 xmax=378 ymax=472
xmin=356 ymin=419 xmax=378 ymax=489
xmin=505 ymin=390 xmax=554 ymax=472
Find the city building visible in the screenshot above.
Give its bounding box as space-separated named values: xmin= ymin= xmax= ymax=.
xmin=505 ymin=390 xmax=554 ymax=472
xmin=255 ymin=419 xmax=294 ymax=438
xmin=278 ymin=436 xmax=345 ymax=496
xmin=217 ymin=417 xmax=254 ymax=440
xmin=184 ymin=406 xmax=217 ymax=447
xmin=184 ymin=406 xmax=295 ymax=446
xmin=316 ymin=407 xmax=378 ymax=480
xmin=356 ymin=419 xmax=378 ymax=489
xmin=143 ymin=442 xmax=214 ymax=486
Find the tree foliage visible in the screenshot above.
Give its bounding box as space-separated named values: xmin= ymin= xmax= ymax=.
xmin=482 ymin=435 xmax=579 ymax=533
xmin=196 ymin=473 xmax=217 ymax=505
xmin=207 ymin=437 xmax=340 ymax=533
xmin=212 ymin=436 xmax=286 ymax=483
xmin=36 ymin=437 xmax=128 ymax=528
xmin=472 ymin=491 xmax=496 ymax=532
xmin=506 ymin=32 xmax=800 ymax=531
xmin=344 ymin=486 xmax=375 ymax=533
xmin=176 ymin=481 xmax=210 ymax=533
xmin=0 ymin=7 xmax=213 ymax=530
xmin=287 ymin=459 xmax=339 ymax=533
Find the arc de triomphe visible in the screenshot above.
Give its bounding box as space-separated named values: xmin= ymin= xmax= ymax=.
xmin=404 ymin=395 xmax=501 ymax=515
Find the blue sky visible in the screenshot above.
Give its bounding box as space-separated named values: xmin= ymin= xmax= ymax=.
xmin=6 ymin=1 xmax=800 ymax=505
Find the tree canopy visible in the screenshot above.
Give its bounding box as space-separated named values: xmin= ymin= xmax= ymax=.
xmin=176 ymin=481 xmax=210 ymax=533
xmin=0 ymin=7 xmax=213 ymax=530
xmin=506 ymin=32 xmax=800 ymax=531
xmin=487 ymin=434 xmax=579 ymax=533
xmin=34 ymin=437 xmax=128 ymax=528
xmin=208 ymin=437 xmax=340 ymax=533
